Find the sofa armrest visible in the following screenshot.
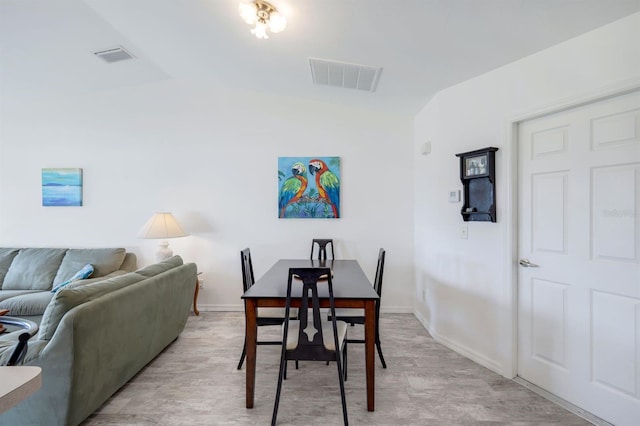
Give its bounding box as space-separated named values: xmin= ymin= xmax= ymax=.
xmin=0 ymin=338 xmax=47 ymax=366
xmin=120 ymin=253 xmax=137 ymax=272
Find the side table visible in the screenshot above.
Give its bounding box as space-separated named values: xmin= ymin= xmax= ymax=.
xmin=193 ymin=273 xmax=201 ymax=315
xmin=0 ymin=366 xmax=42 ymax=413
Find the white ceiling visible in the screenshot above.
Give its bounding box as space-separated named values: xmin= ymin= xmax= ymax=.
xmin=1 ymin=0 xmax=639 ymax=114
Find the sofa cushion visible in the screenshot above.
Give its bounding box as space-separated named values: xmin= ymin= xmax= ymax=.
xmin=0 ymin=290 xmax=42 ymax=303
xmin=38 ymin=272 xmax=146 ymax=341
xmin=135 ymin=255 xmax=183 ymax=278
xmin=0 ymin=291 xmax=54 ymax=316
xmin=2 ymin=248 xmax=68 ymax=290
xmin=53 ymin=248 xmax=126 ymax=286
xmin=0 ymin=248 xmax=20 ymax=289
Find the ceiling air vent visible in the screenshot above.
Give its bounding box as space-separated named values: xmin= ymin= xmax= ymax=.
xmin=309 ymin=58 xmax=382 ymax=92
xmin=94 ymin=46 xmax=135 ymax=63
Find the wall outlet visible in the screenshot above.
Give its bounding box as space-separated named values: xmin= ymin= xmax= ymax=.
xmin=198 ymin=277 xmax=205 ymax=289
xmin=459 ymin=225 xmax=468 ymax=239
xmin=421 ymin=141 xmax=432 ymax=155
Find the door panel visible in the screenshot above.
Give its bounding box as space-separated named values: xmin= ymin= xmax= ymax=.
xmin=531 ymin=278 xmax=568 ymax=369
xmin=592 ymin=164 xmax=639 ymax=262
xmin=518 ymin=90 xmax=640 ymax=426
xmin=591 ymin=290 xmax=639 ymax=396
xmin=532 ymin=172 xmax=568 ymax=254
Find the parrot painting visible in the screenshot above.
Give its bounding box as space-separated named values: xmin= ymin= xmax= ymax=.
xmin=308 ymin=159 xmax=340 ymax=218
xmin=278 ymin=162 xmax=308 ymax=218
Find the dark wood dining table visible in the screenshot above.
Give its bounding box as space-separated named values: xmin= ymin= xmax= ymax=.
xmin=241 ymin=259 xmax=379 ymax=411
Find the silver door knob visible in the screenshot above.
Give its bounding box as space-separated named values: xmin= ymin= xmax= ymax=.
xmin=519 ymin=258 xmax=540 ymax=268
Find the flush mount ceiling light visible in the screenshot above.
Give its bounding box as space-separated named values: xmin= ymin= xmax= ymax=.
xmin=239 ymin=1 xmax=286 ymax=39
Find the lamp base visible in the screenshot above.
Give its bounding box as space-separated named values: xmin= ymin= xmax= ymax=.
xmin=155 ymin=240 xmax=174 ymax=263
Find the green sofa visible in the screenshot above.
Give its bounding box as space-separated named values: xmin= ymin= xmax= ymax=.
xmin=0 ymin=247 xmax=138 ymax=322
xmin=0 ymin=252 xmax=197 ymax=426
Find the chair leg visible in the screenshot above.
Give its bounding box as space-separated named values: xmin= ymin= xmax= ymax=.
xmin=335 ymin=351 xmax=349 ymax=425
xmin=271 ymin=355 xmax=287 ymax=426
xmin=237 ymin=339 xmax=247 ymax=370
xmin=375 ymin=324 xmax=387 ymax=369
xmin=343 ymin=340 xmax=348 ymax=382
xmin=376 ymin=339 xmax=387 ymax=369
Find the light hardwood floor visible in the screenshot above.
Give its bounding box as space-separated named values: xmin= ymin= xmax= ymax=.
xmin=84 ymin=313 xmax=590 ymax=425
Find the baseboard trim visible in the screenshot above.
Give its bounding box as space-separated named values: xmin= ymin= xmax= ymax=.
xmin=380 ymin=306 xmax=413 ymax=314
xmin=196 ymin=305 xmax=414 ymax=313
xmin=196 ymin=304 xmax=243 ymax=312
xmin=413 ymin=309 xmax=504 ymax=376
xmin=512 ymin=377 xmax=612 ymax=426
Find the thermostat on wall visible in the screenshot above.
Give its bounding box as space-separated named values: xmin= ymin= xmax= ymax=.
xmin=449 ymin=189 xmax=461 ymax=203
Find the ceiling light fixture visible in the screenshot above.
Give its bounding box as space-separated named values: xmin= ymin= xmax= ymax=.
xmin=239 ymin=1 xmax=286 ymax=39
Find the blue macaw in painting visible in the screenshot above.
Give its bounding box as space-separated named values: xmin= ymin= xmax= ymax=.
xmin=309 ymin=159 xmax=340 ymax=218
xmin=279 ymin=162 xmax=308 ymax=218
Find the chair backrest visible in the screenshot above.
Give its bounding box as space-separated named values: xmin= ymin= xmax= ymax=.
xmin=310 ymin=239 xmax=334 ymax=261
xmin=283 ymin=267 xmax=340 ymax=360
xmin=373 ymin=248 xmax=386 ymax=315
xmin=240 ymin=248 xmax=255 ymax=292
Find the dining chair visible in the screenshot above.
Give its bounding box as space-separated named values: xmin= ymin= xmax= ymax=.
xmin=272 ymin=267 xmax=349 ymax=426
xmin=310 ymin=238 xmax=334 ymax=261
xmin=330 ymin=248 xmax=387 ymax=369
xmin=237 ymin=248 xmax=295 ymax=370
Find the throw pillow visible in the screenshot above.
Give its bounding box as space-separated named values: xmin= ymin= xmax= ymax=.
xmin=51 ymin=264 xmax=94 ymax=293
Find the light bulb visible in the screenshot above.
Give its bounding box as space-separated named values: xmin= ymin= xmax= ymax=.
xmin=239 ymin=2 xmax=257 ymax=24
xmin=251 ymin=21 xmax=268 ymax=39
xmin=268 ymin=11 xmax=287 ymax=33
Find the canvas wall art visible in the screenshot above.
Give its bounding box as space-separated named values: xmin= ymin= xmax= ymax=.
xmin=42 ymin=168 xmax=83 ymax=206
xmin=278 ymin=157 xmax=340 ymax=219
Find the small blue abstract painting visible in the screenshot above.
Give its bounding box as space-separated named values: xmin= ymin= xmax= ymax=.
xmin=42 ymin=168 xmax=83 ymax=207
xmin=278 ymin=157 xmax=340 ymax=219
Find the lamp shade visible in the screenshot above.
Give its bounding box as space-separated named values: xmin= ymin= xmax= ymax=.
xmin=137 ymin=212 xmax=188 ymax=239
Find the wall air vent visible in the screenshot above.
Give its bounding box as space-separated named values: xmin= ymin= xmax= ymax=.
xmin=94 ymin=46 xmax=135 ymax=63
xmin=309 ymin=58 xmax=382 ymax=92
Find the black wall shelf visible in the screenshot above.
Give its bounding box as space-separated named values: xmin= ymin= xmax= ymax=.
xmin=455 ymin=147 xmax=498 ymax=222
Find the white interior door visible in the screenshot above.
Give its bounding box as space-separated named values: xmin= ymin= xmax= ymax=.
xmin=517 ymin=90 xmax=640 ymax=426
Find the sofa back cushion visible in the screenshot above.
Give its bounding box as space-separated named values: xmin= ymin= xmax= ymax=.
xmin=2 ymin=248 xmax=67 ymax=290
xmin=0 ymin=248 xmax=20 ymax=289
xmin=53 ymin=248 xmax=126 ymax=286
xmin=135 ymin=255 xmax=183 ymax=278
xmin=38 ymin=272 xmax=145 ymax=340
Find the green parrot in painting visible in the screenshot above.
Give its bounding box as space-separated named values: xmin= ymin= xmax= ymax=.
xmin=279 ymin=162 xmax=308 ymax=218
xmin=308 ymin=159 xmax=340 ymax=218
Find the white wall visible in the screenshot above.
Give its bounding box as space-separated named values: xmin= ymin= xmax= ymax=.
xmin=0 ymin=80 xmax=415 ymax=312
xmin=413 ymin=12 xmax=640 ymax=376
